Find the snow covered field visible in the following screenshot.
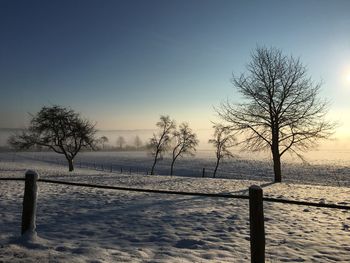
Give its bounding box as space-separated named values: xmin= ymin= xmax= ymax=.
xmin=7 ymin=150 xmax=350 ymax=187
xmin=0 ymin=153 xmax=349 ymax=262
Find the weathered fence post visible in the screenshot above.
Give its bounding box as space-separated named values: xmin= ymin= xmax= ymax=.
xmin=202 ymin=168 xmax=205 ymax=178
xmin=21 ymin=170 xmax=39 ymax=237
xmin=120 ymin=167 xmax=123 ymax=174
xmin=249 ymin=185 xmax=265 ymax=263
xmin=110 ymin=164 xmax=113 ymax=173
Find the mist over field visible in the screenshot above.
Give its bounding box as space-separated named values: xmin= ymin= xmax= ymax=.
xmin=2 ymin=128 xmax=350 ymax=163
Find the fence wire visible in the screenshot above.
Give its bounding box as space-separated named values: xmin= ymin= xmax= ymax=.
xmin=1 ymin=177 xmax=349 ymax=210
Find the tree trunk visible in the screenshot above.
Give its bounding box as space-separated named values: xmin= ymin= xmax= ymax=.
xmin=271 ymin=124 xmax=282 ymax=183
xmin=170 ymin=159 xmax=175 ymax=176
xmin=150 ymin=153 xmax=158 ymax=175
xmin=213 ymin=158 xmax=220 ymax=178
xmin=272 ymin=148 xmax=281 ymax=182
xmin=68 ymin=158 xmax=74 ymax=172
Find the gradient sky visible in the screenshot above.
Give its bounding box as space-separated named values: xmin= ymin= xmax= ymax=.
xmin=1 ymin=0 xmax=350 ymax=138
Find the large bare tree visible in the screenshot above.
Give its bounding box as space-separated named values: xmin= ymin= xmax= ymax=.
xmin=218 ymin=47 xmax=335 ymax=182
xmin=208 ymin=124 xmax=236 ymax=178
xmin=8 ymin=105 xmax=97 ymax=171
xmin=170 ymin=123 xmax=199 ymax=176
xmin=148 ymin=115 xmax=176 ymax=175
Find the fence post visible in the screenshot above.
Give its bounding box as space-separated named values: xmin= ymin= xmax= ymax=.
xmin=120 ymin=167 xmax=123 ymax=174
xmin=202 ymin=168 xmax=205 ymax=178
xmin=110 ymin=164 xmax=113 ymax=173
xmin=21 ymin=170 xmax=39 ymax=237
xmin=249 ymin=185 xmax=265 ymax=263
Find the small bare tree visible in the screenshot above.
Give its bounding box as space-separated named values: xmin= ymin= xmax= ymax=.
xmin=208 ymin=124 xmax=236 ymax=178
xmin=99 ymin=136 xmax=109 ymax=150
xmin=148 ymin=115 xmax=176 ymax=175
xmin=134 ymin=135 xmax=143 ymax=149
xmin=218 ymin=47 xmax=335 ymax=182
xmin=170 ymin=123 xmax=199 ymax=176
xmin=116 ymin=136 xmax=126 ymax=149
xmin=8 ymin=105 xmax=97 ymax=171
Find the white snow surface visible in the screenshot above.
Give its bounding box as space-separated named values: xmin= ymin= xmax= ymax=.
xmin=0 ymin=155 xmax=349 ymax=262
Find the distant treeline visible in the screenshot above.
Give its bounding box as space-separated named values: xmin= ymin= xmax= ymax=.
xmin=0 ymin=145 xmax=149 ymax=153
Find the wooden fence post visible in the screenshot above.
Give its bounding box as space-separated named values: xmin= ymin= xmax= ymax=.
xmin=249 ymin=185 xmax=265 ymax=263
xmin=202 ymin=168 xmax=205 ymax=178
xmin=120 ymin=167 xmax=123 ymax=174
xmin=21 ymin=170 xmax=39 ymax=237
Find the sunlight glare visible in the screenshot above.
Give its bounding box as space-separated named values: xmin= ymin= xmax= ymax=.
xmin=341 ymin=66 xmax=350 ymax=85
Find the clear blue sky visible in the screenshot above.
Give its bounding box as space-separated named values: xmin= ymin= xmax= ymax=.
xmin=1 ymin=0 xmax=350 ymax=134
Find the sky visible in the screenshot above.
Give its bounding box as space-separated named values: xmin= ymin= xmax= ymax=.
xmin=1 ymin=0 xmax=350 ymax=140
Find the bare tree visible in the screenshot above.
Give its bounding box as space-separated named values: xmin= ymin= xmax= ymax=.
xmin=218 ymin=47 xmax=335 ymax=182
xmin=148 ymin=115 xmax=176 ymax=175
xmin=116 ymin=136 xmax=126 ymax=149
xmin=134 ymin=135 xmax=143 ymax=149
xmin=99 ymin=136 xmax=109 ymax=150
xmin=8 ymin=105 xmax=97 ymax=171
xmin=208 ymin=124 xmax=236 ymax=178
xmin=170 ymin=123 xmax=199 ymax=176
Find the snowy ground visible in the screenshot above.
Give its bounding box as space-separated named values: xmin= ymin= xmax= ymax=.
xmin=0 ymin=154 xmax=349 ymax=262
xmin=6 ymin=151 xmax=350 ymax=187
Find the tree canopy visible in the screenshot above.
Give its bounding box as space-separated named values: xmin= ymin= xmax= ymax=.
xmin=170 ymin=122 xmax=199 ymax=175
xmin=208 ymin=124 xmax=236 ymax=178
xmin=8 ymin=105 xmax=97 ymax=171
xmin=218 ymin=47 xmax=335 ymax=182
xmin=148 ymin=115 xmax=176 ymax=175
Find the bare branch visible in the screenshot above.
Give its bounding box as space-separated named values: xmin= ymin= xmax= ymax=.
xmin=217 ymin=46 xmax=336 ymax=182
xmin=8 ymin=105 xmax=97 ymax=171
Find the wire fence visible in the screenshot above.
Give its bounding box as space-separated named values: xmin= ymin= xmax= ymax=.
xmin=1 ymin=177 xmax=349 ymax=210
xmin=7 ymin=152 xmax=276 ymax=180
xmin=7 ymin=151 xmax=350 ymax=186
xmin=1 ymin=172 xmax=349 ymax=263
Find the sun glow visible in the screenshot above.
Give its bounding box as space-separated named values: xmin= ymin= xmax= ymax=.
xmin=341 ymin=66 xmax=350 ymax=86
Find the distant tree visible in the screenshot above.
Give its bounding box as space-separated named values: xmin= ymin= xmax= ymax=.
xmin=148 ymin=115 xmax=176 ymax=175
xmin=99 ymin=136 xmax=109 ymax=150
xmin=8 ymin=105 xmax=97 ymax=171
xmin=170 ymin=123 xmax=199 ymax=176
xmin=134 ymin=135 xmax=143 ymax=149
xmin=217 ymin=47 xmax=335 ymax=182
xmin=116 ymin=136 xmax=126 ymax=149
xmin=208 ymin=124 xmax=236 ymax=178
